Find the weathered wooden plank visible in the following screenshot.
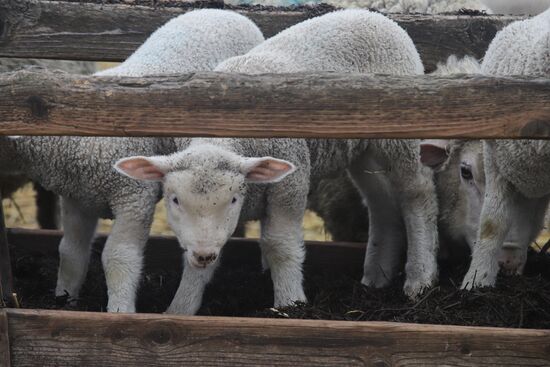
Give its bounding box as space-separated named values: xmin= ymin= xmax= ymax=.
xmin=5 ymin=308 xmax=550 ymax=367
xmin=0 ymin=193 xmax=14 ymax=309
xmin=0 ymin=0 xmax=524 ymax=72
xmin=0 ymin=70 xmax=549 ymax=138
xmin=6 ymin=228 xmax=365 ymax=271
xmin=0 ymin=310 xmax=10 ymax=367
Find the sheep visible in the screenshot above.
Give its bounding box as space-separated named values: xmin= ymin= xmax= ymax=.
xmin=96 ymin=9 xmax=263 ymax=77
xmin=307 ymin=176 xmax=369 ymax=242
xmin=420 ymin=140 xmax=529 ymax=273
xmin=117 ymin=9 xmax=440 ymax=314
xmin=225 ymin=0 xmax=491 ymax=13
xmin=481 ymin=0 xmax=550 ymax=15
xmin=0 ymin=58 xmax=97 ymax=229
xmin=0 ymin=9 xmax=264 ymax=312
xmin=457 ymin=7 xmax=550 ymax=289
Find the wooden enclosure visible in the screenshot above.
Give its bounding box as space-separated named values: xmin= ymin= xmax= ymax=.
xmin=1 ymin=1 xmax=550 ymax=366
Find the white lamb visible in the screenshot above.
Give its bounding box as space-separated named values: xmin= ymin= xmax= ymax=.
xmin=118 ymin=9 xmax=440 ymax=315
xmin=226 ymin=0 xmax=491 ymax=13
xmin=421 ymin=140 xmax=530 ymax=273
xmin=481 ymin=0 xmax=550 ymax=15
xmin=459 ymin=8 xmax=550 ymax=289
xmin=0 ymin=9 xmax=264 ymax=312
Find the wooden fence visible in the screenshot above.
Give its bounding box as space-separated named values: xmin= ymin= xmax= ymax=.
xmin=0 ymin=0 xmax=523 ymax=71
xmin=0 ymin=1 xmax=550 ymax=366
xmin=1 ymin=70 xmax=549 ymax=138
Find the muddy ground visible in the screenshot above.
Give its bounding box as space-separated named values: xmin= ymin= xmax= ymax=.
xmin=10 ymin=241 xmax=550 ymax=329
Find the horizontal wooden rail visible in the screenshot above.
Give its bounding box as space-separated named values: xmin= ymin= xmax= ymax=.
xmin=6 ymin=228 xmax=366 ymax=271
xmin=0 ymin=0 xmax=524 ymax=72
xmin=2 ymin=308 xmax=550 ymax=367
xmin=0 ymin=70 xmax=549 ymax=138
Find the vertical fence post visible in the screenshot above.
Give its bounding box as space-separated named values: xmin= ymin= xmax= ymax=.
xmin=0 ymin=193 xmax=15 ymax=308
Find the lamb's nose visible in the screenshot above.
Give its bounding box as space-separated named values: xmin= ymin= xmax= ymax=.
xmin=193 ymin=251 xmax=218 ymax=266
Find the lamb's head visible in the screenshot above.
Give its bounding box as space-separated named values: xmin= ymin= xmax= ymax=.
xmin=420 ymin=140 xmax=526 ymax=273
xmin=115 ymin=144 xmax=295 ymax=269
xmin=421 ymin=140 xmax=485 ymax=250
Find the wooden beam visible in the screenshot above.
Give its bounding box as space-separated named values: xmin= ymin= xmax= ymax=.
xmin=5 ymin=308 xmax=550 ymax=366
xmin=0 ymin=70 xmax=549 ymax=138
xmin=0 ymin=310 xmax=10 ymax=367
xmin=0 ymin=193 xmax=14 ymax=309
xmin=6 ymin=228 xmax=366 ymax=272
xmin=0 ymin=0 xmax=524 ymax=72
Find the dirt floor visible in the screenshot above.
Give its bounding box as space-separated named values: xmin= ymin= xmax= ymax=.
xmin=9 ymin=240 xmax=550 ymax=329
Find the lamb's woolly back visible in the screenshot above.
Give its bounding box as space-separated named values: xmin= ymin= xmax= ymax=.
xmin=345 ymin=0 xmax=490 ymax=13
xmin=482 ymin=7 xmax=550 ymax=76
xmin=432 ymin=55 xmax=481 ymax=75
xmin=481 ymin=0 xmax=550 ymax=15
xmin=225 ymin=0 xmax=491 ymax=13
xmin=97 ymin=9 xmax=264 ymax=77
xmin=216 ymin=9 xmax=424 ymax=75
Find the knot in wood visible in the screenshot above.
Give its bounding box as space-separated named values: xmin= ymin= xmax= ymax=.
xmin=520 ymin=119 xmax=550 ymax=138
xmin=26 ymin=96 xmax=49 ymax=119
xmin=146 ymin=326 xmax=172 ymax=345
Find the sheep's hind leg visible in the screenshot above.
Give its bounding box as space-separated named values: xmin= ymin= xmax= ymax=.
xmin=348 ymin=157 xmax=406 ymax=289
xmin=55 ymin=197 xmax=98 ymax=305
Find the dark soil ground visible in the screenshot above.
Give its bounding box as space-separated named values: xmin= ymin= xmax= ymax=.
xmin=9 ymin=242 xmax=550 ymax=329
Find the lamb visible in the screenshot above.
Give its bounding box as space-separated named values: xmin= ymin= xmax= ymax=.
xmin=481 ymin=0 xmax=550 ymax=15
xmin=117 ymin=9 xmax=440 ymax=314
xmin=307 ymin=176 xmax=369 ymax=242
xmin=0 ymin=9 xmax=264 ymax=312
xmin=0 ymin=59 xmax=97 ymax=229
xmin=458 ymin=8 xmax=550 ymax=289
xmin=225 ymin=0 xmax=490 ymax=13
xmin=420 ymin=140 xmax=529 ymax=273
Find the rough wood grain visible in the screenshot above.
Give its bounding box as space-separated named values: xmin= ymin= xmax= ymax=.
xmin=0 ymin=70 xmax=549 ymax=138
xmin=5 ymin=308 xmax=550 ymax=367
xmin=0 ymin=0 xmax=524 ymax=72
xmin=0 ymin=193 xmax=14 ymax=309
xmin=6 ymin=228 xmax=366 ymax=272
xmin=0 ymin=310 xmax=10 ymax=367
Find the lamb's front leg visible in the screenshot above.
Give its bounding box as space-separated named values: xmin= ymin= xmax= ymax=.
xmin=55 ymin=197 xmax=98 ymax=304
xmin=393 ymin=163 xmax=439 ymax=299
xmin=260 ymin=206 xmax=306 ymax=308
xmin=461 ymin=180 xmax=514 ymax=290
xmin=166 ymin=254 xmax=219 ymax=315
xmin=102 ymin=208 xmax=153 ymax=313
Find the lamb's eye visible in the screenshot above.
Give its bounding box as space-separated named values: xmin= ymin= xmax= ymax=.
xmin=460 ymin=163 xmax=473 ymax=180
xmin=231 ymin=197 xmax=237 ymax=204
xmin=172 ymin=196 xmax=179 ymax=205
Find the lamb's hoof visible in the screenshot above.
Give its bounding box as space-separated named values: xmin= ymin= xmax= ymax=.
xmin=55 ymin=293 xmax=78 ymax=309
xmin=361 ymin=271 xmax=391 ymax=289
xmin=274 ymin=293 xmax=307 ymax=309
xmin=403 ymin=278 xmax=434 ymax=300
xmin=461 ymin=269 xmax=496 ymax=290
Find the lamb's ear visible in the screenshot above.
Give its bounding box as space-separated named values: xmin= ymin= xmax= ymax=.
xmin=240 ymin=157 xmax=296 ymax=183
xmin=420 ymin=140 xmax=450 ymax=169
xmin=114 ymin=156 xmax=172 ymax=181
